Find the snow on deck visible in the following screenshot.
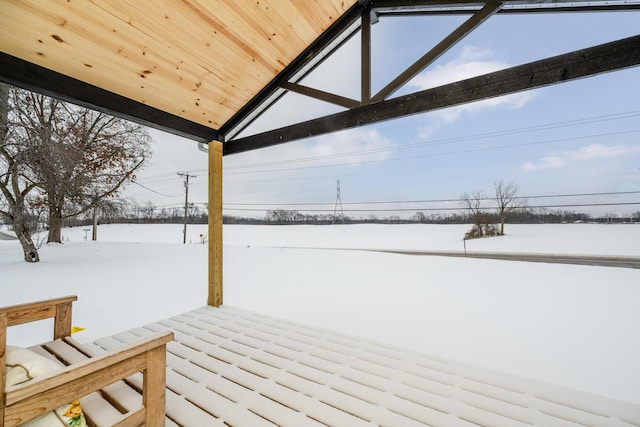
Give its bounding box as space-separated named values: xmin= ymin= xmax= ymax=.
xmin=80 ymin=305 xmax=640 ymax=427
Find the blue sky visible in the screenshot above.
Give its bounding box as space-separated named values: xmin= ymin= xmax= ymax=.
xmin=124 ymin=10 xmax=640 ymax=219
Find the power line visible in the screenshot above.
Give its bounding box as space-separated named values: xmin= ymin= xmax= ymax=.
xmin=224 ymin=144 xmax=640 ymax=184
xmin=107 ymin=199 xmax=640 ymax=214
xmin=224 ymin=190 xmax=640 ymax=207
xmin=223 ymin=110 xmax=640 ymax=171
xmin=117 ymin=194 xmax=640 ymax=213
xmin=130 ymin=112 xmax=640 ymax=188
xmin=131 ymin=181 xmax=182 ymax=197
xmin=224 ymin=201 xmax=640 ymax=213
xmin=224 ymin=156 xmax=527 ymax=184
xmin=136 ymin=172 xmax=182 ymax=180
xmin=121 ymin=202 xmax=209 ymax=211
xmin=223 ymin=129 xmax=640 ymax=175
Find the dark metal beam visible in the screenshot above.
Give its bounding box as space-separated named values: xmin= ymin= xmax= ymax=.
xmin=280 ymin=82 xmax=360 ymax=109
xmin=0 ymin=52 xmax=219 ymax=144
xmin=223 ymin=23 xmax=363 ymax=142
xmin=361 ymin=8 xmax=372 ymax=105
xmin=495 ymin=4 xmax=640 ymax=13
xmin=223 ymin=35 xmax=640 ymax=155
xmin=375 ymin=4 xmax=640 ymax=16
xmin=371 ymin=1 xmax=502 ymax=103
xmin=371 ymin=0 xmax=640 ymax=15
xmin=219 ymin=2 xmax=366 ymax=139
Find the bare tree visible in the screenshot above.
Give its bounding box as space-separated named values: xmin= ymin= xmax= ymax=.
xmin=604 ymin=212 xmax=618 ymax=224
xmin=0 ymin=84 xmax=42 ymax=261
xmin=9 ymin=89 xmax=151 ymax=243
xmin=460 ymin=191 xmax=487 ymax=237
xmin=90 ymin=198 xmax=127 ymax=240
xmin=413 ymin=211 xmax=427 ymax=223
xmin=494 ymin=180 xmax=526 ymax=235
xmin=461 ymin=190 xmax=500 ymax=239
xmin=1 ymin=85 xmax=151 ymax=261
xmin=141 ymin=201 xmax=156 ymax=221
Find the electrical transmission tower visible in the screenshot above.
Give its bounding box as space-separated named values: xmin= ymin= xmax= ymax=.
xmin=333 ymin=179 xmax=345 ymax=224
xmin=178 ymin=172 xmax=196 ymax=244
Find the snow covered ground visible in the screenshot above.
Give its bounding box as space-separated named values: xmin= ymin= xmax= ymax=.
xmin=1 ymin=223 xmax=639 ymax=405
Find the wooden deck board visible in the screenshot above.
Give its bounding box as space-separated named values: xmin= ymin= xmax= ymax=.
xmin=79 ymin=305 xmax=640 ymax=427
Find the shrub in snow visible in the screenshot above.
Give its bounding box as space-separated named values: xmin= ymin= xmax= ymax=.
xmin=464 ymin=223 xmax=500 ymax=240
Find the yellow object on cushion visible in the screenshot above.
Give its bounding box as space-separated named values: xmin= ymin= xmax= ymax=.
xmin=5 ymin=346 xmax=87 ymax=427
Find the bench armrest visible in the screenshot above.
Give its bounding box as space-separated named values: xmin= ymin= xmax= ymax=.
xmin=0 ymin=295 xmax=77 ymax=339
xmin=4 ymin=331 xmax=173 ymax=427
xmin=1 ymin=296 xmax=79 ymax=423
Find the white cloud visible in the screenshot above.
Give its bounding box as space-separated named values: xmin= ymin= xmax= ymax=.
xmin=436 ymin=93 xmax=532 ymax=124
xmin=573 ymin=143 xmax=640 ymax=159
xmin=223 ymin=127 xmax=397 ymax=206
xmin=226 ymin=127 xmax=395 ymax=171
xmin=522 ymin=144 xmax=640 ymax=172
xmin=522 ymin=156 xmax=566 ymax=172
xmin=307 ymin=128 xmax=396 ymax=165
xmin=411 ymin=45 xmax=505 ymax=88
xmin=622 ymin=173 xmax=640 ymax=182
xmin=410 ymin=45 xmax=534 ymax=124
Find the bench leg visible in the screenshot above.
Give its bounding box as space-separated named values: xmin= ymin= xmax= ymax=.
xmin=143 ymin=346 xmax=166 ymax=427
xmin=1 ymin=313 xmax=6 ymax=426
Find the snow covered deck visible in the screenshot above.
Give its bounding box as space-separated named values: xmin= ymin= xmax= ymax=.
xmin=44 ymin=306 xmax=640 ymax=426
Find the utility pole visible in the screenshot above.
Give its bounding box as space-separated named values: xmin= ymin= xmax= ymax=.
xmin=178 ymin=172 xmax=196 ymax=244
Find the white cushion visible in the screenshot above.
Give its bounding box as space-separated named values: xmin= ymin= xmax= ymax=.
xmin=15 ymin=411 xmax=62 ymax=427
xmin=5 ymin=346 xmax=87 ymax=427
xmin=5 ymin=345 xmax=62 ymax=387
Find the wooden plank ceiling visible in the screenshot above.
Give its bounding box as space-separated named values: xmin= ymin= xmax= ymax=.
xmin=1 ymin=0 xmax=639 ymax=153
xmin=0 ymin=0 xmax=355 ymax=133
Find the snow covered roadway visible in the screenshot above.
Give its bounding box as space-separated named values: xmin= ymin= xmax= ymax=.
xmin=274 ymin=247 xmax=640 ymax=269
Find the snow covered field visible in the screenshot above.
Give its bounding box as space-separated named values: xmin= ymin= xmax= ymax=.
xmin=1 ymin=223 xmax=639 ymax=405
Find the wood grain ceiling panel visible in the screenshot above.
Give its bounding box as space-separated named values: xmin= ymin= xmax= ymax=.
xmin=0 ymin=0 xmax=355 ymax=130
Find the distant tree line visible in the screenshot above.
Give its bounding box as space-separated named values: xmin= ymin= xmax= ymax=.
xmin=52 ymin=198 xmax=638 ymax=228
xmin=60 ymin=201 xmax=208 ymax=227
xmin=50 ymin=205 xmax=639 ymax=229
xmin=224 ymin=208 xmax=629 ymax=225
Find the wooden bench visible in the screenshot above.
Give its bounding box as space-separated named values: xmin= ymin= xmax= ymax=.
xmin=1 ymin=296 xmax=173 ymax=427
